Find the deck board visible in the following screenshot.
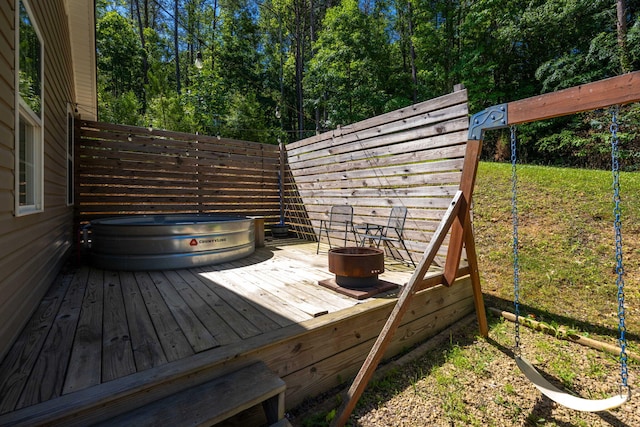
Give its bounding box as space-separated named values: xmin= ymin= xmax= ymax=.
xmin=196 ymin=267 xmax=296 ymax=329
xmin=0 ymin=238 xmax=421 ymax=419
xmin=16 ymin=266 xmax=89 ymax=409
xmin=102 ymin=270 xmax=137 ymax=382
xmin=212 ymin=268 xmax=307 ymax=326
xmin=265 ymin=272 xmax=354 ymax=314
xmin=165 ymin=270 xmax=244 ymax=346
xmin=63 ymin=268 xmax=104 ymax=394
xmin=149 ymin=271 xmax=219 ymax=353
xmin=0 ymin=272 xmax=73 ymax=413
xmin=175 ymin=269 xmax=261 ymax=340
xmin=133 ymin=271 xmax=194 ymax=362
xmin=118 ymin=271 xmax=168 ymax=371
xmin=264 ymin=262 xmax=357 ymax=308
xmin=242 ymin=269 xmax=333 ymax=318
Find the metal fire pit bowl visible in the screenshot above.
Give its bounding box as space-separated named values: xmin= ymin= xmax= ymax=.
xmin=328 ymin=247 xmax=385 ymax=288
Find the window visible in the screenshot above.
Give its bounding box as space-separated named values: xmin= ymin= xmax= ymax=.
xmin=66 ymin=104 xmax=74 ymax=206
xmin=15 ymin=0 xmax=43 ymax=215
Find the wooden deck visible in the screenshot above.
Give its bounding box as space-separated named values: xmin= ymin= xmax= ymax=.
xmin=0 ymin=238 xmax=475 ymax=426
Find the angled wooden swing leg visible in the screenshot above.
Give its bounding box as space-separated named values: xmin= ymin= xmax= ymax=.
xmin=463 ymin=214 xmax=488 ymax=337
xmin=331 ymin=191 xmax=463 ymax=427
xmin=444 ymin=139 xmax=482 ymax=286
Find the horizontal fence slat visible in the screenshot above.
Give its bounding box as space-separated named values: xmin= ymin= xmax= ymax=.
xmin=287 ymin=133 xmax=467 ymax=175
xmin=294 ymin=185 xmax=460 ymax=199
xmin=79 ymin=202 xmax=280 ymax=212
xmin=80 ymin=121 xmax=279 ymax=152
xmin=79 ymin=183 xmax=278 ymax=194
xmin=289 ymin=159 xmax=464 ymax=189
xmin=78 ymin=151 xmax=278 ymax=172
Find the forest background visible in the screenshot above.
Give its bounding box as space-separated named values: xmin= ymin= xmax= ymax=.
xmin=96 ymin=0 xmax=640 ymax=169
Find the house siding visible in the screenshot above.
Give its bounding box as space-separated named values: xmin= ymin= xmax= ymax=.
xmin=0 ymin=1 xmax=14 ymax=178
xmin=0 ymin=0 xmax=75 ymax=361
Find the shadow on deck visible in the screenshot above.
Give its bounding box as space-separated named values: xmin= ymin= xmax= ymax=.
xmin=0 ymin=238 xmax=474 ymax=426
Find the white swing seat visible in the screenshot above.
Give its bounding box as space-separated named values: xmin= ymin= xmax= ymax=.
xmin=516 ymin=356 xmax=630 ymax=412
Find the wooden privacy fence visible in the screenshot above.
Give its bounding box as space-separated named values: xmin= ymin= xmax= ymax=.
xmin=75 ymin=121 xmax=281 ymax=224
xmin=284 ymin=87 xmax=469 ymax=263
xmin=76 ymin=86 xmax=469 ymax=262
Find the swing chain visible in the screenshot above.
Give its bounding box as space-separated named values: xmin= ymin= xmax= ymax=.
xmin=610 ymin=107 xmax=629 ymax=392
xmin=510 ymin=125 xmax=521 ymax=356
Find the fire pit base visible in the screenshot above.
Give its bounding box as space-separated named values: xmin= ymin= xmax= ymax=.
xmin=322 ymin=246 xmax=397 ymax=299
xmin=318 ymin=277 xmax=398 ymax=300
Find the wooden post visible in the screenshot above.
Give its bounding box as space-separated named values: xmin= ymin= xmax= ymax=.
xmin=279 ymin=141 xmax=286 ymax=226
xmin=443 ymin=140 xmax=482 ymax=286
xmin=250 ymin=217 xmax=265 ymax=248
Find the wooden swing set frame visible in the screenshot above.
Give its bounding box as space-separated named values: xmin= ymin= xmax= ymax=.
xmin=332 ymin=70 xmax=640 ymax=426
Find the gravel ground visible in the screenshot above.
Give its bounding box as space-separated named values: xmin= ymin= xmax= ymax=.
xmin=290 ymin=315 xmax=638 ymax=427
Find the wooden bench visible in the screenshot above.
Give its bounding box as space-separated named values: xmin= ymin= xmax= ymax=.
xmin=96 ymin=361 xmax=286 ymax=426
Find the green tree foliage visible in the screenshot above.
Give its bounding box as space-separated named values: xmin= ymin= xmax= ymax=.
xmin=96 ymin=11 xmax=144 ymax=123
xmin=217 ymin=0 xmax=263 ymax=92
xmin=410 ymin=0 xmax=467 ymax=101
xmin=532 ymin=0 xmax=618 ymax=92
xmin=224 ymin=91 xmax=272 ymax=141
xmin=305 ymin=0 xmax=391 ymax=127
xmin=95 ymin=0 xmax=640 ymax=168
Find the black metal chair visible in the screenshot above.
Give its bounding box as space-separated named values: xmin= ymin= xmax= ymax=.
xmin=316 ymin=205 xmax=356 ymax=253
xmin=356 ymin=206 xmax=415 ymax=267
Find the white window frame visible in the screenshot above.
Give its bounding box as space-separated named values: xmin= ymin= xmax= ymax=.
xmin=15 ymin=0 xmax=44 ymax=216
xmin=66 ymin=103 xmax=74 ymax=206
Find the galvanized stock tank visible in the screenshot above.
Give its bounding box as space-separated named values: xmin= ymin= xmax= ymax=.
xmin=89 ymin=214 xmax=255 ymax=270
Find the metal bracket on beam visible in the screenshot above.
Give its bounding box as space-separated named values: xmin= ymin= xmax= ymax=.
xmin=468 ymin=104 xmax=508 ymax=140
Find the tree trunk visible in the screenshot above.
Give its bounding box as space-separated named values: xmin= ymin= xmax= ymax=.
xmin=134 ymin=0 xmax=149 ymax=109
xmin=294 ymin=0 xmax=305 ymax=140
xmin=310 ymin=0 xmax=319 ymax=133
xmin=397 ymin=5 xmax=408 ymax=73
xmin=617 ymin=0 xmax=630 ymax=73
xmin=407 ymin=0 xmax=417 ymax=103
xmin=143 ymin=0 xmax=149 ymax=27
xmin=211 ymin=0 xmax=218 ymax=71
xmin=174 ymin=0 xmax=181 ymax=94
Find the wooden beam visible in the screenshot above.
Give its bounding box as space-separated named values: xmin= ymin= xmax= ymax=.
xmin=508 ymin=71 xmax=640 ymax=125
xmin=489 ymin=307 xmax=640 ymax=362
xmin=331 ymin=191 xmax=463 ymax=427
xmin=415 ymin=266 xmax=470 ymax=291
xmin=443 ymin=140 xmax=482 ymax=286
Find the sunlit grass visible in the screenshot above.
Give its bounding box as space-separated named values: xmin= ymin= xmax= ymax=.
xmin=474 ymin=161 xmax=640 ymax=336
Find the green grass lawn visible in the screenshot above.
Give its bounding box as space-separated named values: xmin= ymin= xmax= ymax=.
xmin=473 ymin=161 xmax=640 ymax=351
